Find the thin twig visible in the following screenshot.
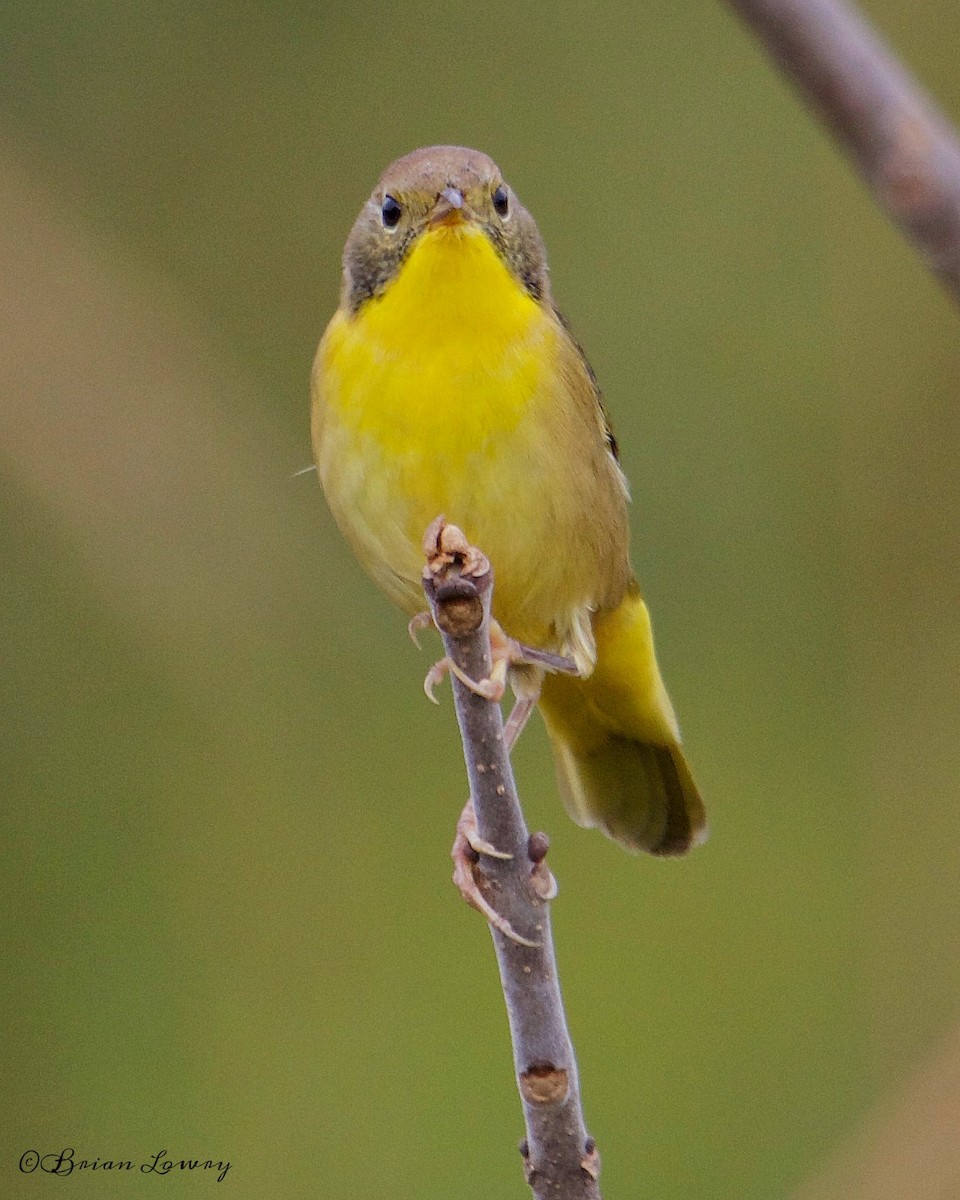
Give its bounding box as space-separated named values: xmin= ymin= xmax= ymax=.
xmin=723 ymin=0 xmax=960 ymax=304
xmin=421 ymin=519 xmax=601 ymax=1200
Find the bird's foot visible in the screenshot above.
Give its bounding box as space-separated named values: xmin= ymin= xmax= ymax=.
xmin=415 ymin=515 xmax=578 ymax=703
xmin=407 ymin=610 xmax=434 ymax=649
xmin=421 ymin=620 xmax=578 ymax=706
xmin=423 ymin=655 xmax=503 ymax=704
xmin=452 ymin=799 xmax=538 ymax=947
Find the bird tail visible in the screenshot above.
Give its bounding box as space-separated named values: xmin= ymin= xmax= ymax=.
xmin=539 ymin=585 xmax=707 ymax=855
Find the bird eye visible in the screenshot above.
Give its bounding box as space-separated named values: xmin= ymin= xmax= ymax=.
xmin=492 ymin=185 xmax=509 ymax=217
xmin=381 ymin=195 xmax=402 ymax=229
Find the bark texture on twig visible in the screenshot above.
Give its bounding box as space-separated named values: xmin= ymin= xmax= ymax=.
xmin=724 ymin=0 xmax=960 ymax=304
xmin=421 ymin=518 xmax=601 ymax=1200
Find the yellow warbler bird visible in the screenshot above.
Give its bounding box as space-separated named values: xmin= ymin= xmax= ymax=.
xmin=312 ymin=145 xmax=706 ymax=856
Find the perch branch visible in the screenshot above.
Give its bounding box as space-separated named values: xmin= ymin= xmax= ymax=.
xmin=421 ymin=518 xmax=601 ymax=1200
xmin=723 ymin=0 xmax=960 ymax=305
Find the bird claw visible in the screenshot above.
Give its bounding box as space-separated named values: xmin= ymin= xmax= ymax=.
xmin=468 ymin=830 xmax=513 ymax=860
xmin=422 ymin=620 xmax=577 ymax=708
xmin=422 ymin=655 xmax=506 ymax=704
xmin=408 ymin=610 xmax=434 ymax=649
xmin=452 ymin=800 xmax=538 ymax=947
xmin=423 ymin=659 xmax=447 ymax=704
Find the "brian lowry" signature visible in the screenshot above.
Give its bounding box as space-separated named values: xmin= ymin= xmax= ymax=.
xmin=20 ymin=1148 xmax=231 ymax=1182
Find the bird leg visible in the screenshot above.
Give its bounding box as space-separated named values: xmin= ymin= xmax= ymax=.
xmin=502 ymin=693 xmax=537 ymax=751
xmin=409 ymin=601 xmax=576 ymax=944
xmin=451 ymin=795 xmax=539 ymax=947
xmin=423 ymin=654 xmax=503 ymax=704
xmin=421 ymin=617 xmax=578 ymax=705
xmin=451 ymin=691 xmax=540 ymax=945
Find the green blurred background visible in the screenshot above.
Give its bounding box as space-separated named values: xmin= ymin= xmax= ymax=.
xmin=2 ymin=2 xmax=959 ymax=1197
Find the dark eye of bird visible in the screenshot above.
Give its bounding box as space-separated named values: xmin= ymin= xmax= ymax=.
xmin=492 ymin=185 xmax=509 ymax=217
xmin=381 ymin=195 xmax=402 ymax=229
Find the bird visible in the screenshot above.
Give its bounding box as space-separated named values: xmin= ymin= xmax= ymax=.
xmin=312 ymin=145 xmax=706 ymax=875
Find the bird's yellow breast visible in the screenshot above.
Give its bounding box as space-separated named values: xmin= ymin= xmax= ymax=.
xmin=313 ymin=221 xmax=610 ymax=655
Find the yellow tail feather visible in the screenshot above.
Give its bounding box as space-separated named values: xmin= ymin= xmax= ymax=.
xmin=539 ymin=587 xmax=707 ymax=855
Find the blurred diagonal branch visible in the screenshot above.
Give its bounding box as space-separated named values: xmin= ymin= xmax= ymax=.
xmin=421 ymin=519 xmax=601 ymax=1200
xmin=723 ymin=0 xmax=960 ymax=305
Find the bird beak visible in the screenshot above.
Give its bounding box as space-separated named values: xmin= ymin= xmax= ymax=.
xmin=429 ymin=186 xmax=469 ymax=226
